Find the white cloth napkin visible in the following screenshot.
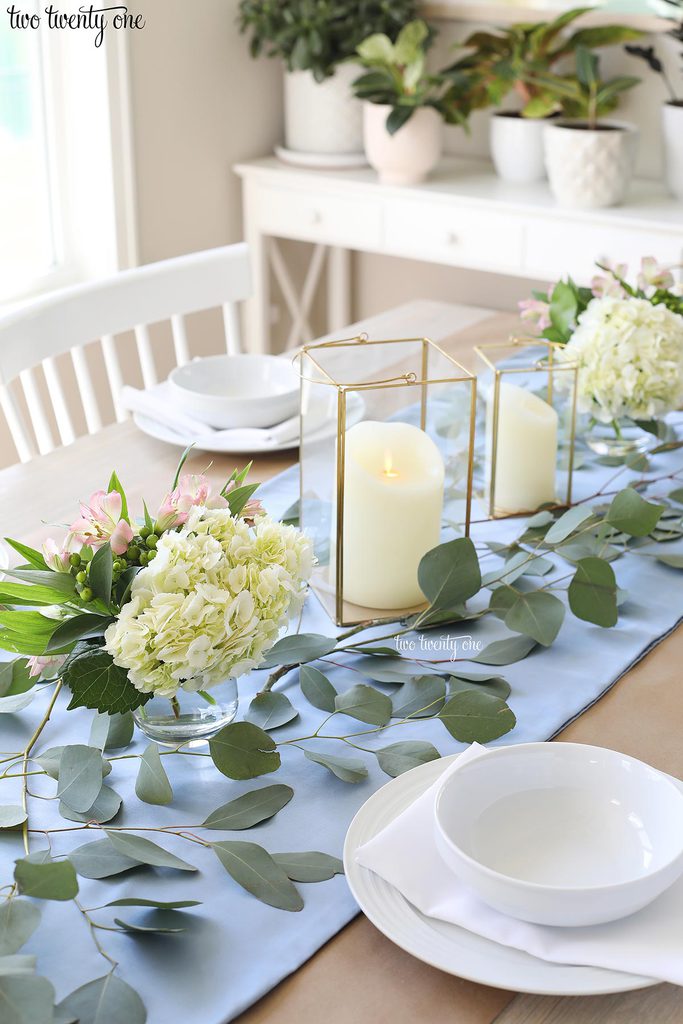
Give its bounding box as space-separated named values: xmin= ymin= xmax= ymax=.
xmin=121 ymin=383 xmax=300 ymax=447
xmin=356 ymin=743 xmax=683 ymax=985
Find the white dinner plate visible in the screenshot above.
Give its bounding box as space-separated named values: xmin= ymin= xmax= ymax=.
xmin=133 ymin=392 xmax=366 ymax=454
xmin=344 ymin=754 xmax=661 ymax=996
xmin=274 ymin=145 xmax=368 ymax=170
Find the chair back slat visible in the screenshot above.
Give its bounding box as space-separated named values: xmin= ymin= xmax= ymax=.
xmin=0 ymin=383 xmax=35 ymax=464
xmin=222 ymin=303 xmax=241 ymax=355
xmin=42 ymin=357 xmax=76 ymax=446
xmin=134 ymin=324 xmax=157 ymax=389
xmin=70 ymin=347 xmax=102 ymax=434
xmin=101 ymin=334 xmax=126 ymax=422
xmin=170 ymin=314 xmax=190 ymax=366
xmin=19 ymin=369 xmax=55 ymax=455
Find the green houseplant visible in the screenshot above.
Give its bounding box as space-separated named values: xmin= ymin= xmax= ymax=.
xmin=445 ymin=6 xmax=642 ymax=184
xmin=238 ymin=0 xmax=416 ymax=160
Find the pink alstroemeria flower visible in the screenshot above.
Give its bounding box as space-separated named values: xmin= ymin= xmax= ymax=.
xmin=27 ymin=654 xmax=65 ymax=680
xmin=638 ymin=256 xmax=674 ymax=292
xmin=42 ymin=536 xmax=77 ymax=573
xmin=156 ymin=474 xmax=228 ymax=531
xmin=518 ymin=297 xmax=551 ymax=332
xmin=591 ymin=261 xmax=627 ymax=299
xmin=69 ymin=490 xmax=134 ymax=555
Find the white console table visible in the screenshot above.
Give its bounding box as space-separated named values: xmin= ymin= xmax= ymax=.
xmin=235 ymin=156 xmax=683 ymax=353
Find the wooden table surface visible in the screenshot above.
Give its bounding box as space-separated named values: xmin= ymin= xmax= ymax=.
xmin=2 ymin=302 xmax=682 ymax=1024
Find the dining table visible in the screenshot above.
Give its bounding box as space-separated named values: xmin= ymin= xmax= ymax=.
xmin=2 ymin=300 xmax=683 ymax=1024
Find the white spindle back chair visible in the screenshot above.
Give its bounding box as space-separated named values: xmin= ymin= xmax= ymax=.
xmin=0 ymin=243 xmax=251 ymax=463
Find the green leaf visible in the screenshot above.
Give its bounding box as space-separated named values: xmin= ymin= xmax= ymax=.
xmin=105 ymin=831 xmax=197 ymax=871
xmin=0 ymin=807 xmax=27 ymax=829
xmin=303 ymin=748 xmax=368 ymax=784
xmin=438 ymin=690 xmax=516 ymax=743
xmin=347 ymin=657 xmax=413 ymax=683
xmin=88 ymin=544 xmax=113 ymax=605
xmin=568 ymin=557 xmax=618 ymax=627
xmin=107 ymin=471 xmax=129 ymax=522
xmin=57 ymin=975 xmax=146 ymax=1024
xmin=135 ymin=744 xmax=173 ymax=805
xmin=202 ymin=784 xmax=293 ymax=830
xmin=89 ymin=711 xmax=134 ymax=751
xmin=226 ymin=482 xmax=260 ymax=518
xmin=211 ymin=841 xmax=303 ymax=912
xmin=504 ymin=591 xmax=565 ymax=646
xmin=0 ymin=975 xmax=55 ymax=1024
xmin=391 ymin=675 xmax=446 ymax=718
xmin=0 ymin=691 xmax=35 ymax=714
xmin=57 ymin=745 xmax=104 ymax=813
xmin=64 ymin=649 xmax=151 ymax=714
xmin=245 ymin=692 xmax=298 ymax=730
xmin=357 ymin=31 xmax=395 ymax=64
xmin=0 ymin=955 xmax=36 ymax=976
xmin=334 ymin=684 xmax=391 ymax=726
xmin=0 ymin=661 xmax=32 ymax=698
xmin=58 ymin=785 xmax=122 ymax=825
xmin=70 ymin=838 xmax=138 ymax=879
xmin=272 ymin=852 xmax=344 ymax=882
xmin=386 ymin=104 xmax=415 ymax=135
xmin=606 ymin=489 xmax=664 ymax=537
xmin=36 ymin=745 xmax=110 ymax=781
xmin=448 ymin=674 xmax=511 ymax=701
xmin=260 ymin=633 xmax=336 ymax=668
xmin=473 ymin=634 xmax=538 ymax=665
xmin=14 ymin=855 xmax=79 ymax=901
xmin=46 ymin=614 xmax=112 ymax=654
xmin=668 ymin=488 xmax=683 ymax=504
xmin=4 ymin=539 xmax=48 ymax=570
xmin=417 ymin=538 xmax=482 ymax=622
xmin=549 ymin=280 xmax=578 ymax=339
xmin=657 ymin=553 xmax=683 ymax=568
xmin=209 ymin=722 xmax=281 ymax=780
xmin=1 ymin=568 xmax=76 ymax=598
xmin=376 ymin=741 xmax=441 ymax=777
xmin=103 ymin=898 xmax=201 ymax=909
xmin=545 ymin=505 xmax=594 ymax=544
xmin=0 ymin=901 xmax=41 ymax=955
xmin=112 ymin=917 xmax=186 ymax=935
xmin=299 ymin=665 xmax=337 ymax=711
xmin=0 ymin=581 xmax=78 ymax=607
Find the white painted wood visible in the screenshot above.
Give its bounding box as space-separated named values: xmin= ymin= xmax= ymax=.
xmin=243 ymin=180 xmax=271 ymax=355
xmin=269 ymin=238 xmax=314 ymax=343
xmin=327 ymin=246 xmax=351 ymax=333
xmin=287 ymin=243 xmax=326 ymax=348
xmin=0 ymin=243 xmax=253 ymax=462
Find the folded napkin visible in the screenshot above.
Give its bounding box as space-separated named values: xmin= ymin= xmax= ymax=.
xmin=356 ymin=744 xmax=683 ymax=985
xmin=121 ymin=384 xmax=300 ymax=447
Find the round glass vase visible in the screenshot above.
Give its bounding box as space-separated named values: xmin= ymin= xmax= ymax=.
xmin=583 ymin=417 xmax=654 ymax=459
xmin=133 ymin=679 xmax=238 ymax=746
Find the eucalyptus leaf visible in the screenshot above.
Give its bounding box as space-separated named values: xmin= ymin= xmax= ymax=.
xmin=0 ymin=974 xmax=55 ymax=1024
xmin=35 ymin=746 xmax=111 ymax=781
xmin=334 ymin=684 xmax=391 ymax=726
xmin=89 ymin=711 xmax=134 ymax=751
xmin=299 ymin=665 xmax=337 ymax=711
xmin=347 ymin=657 xmax=413 ymax=684
xmin=260 ymin=633 xmax=336 ymax=668
xmin=0 ymin=955 xmax=36 ymax=976
xmin=209 ymin=722 xmax=281 ymax=780
xmin=113 ymin=917 xmax=186 ymax=935
xmin=14 ymin=855 xmax=79 ymax=901
xmin=417 ymin=537 xmax=481 ymax=623
xmin=70 ymin=838 xmax=139 ymax=879
xmin=246 ymin=692 xmax=298 ymax=731
xmin=105 ymin=831 xmax=197 ymax=872
xmin=211 ymin=841 xmax=303 ymax=911
xmin=438 ymin=690 xmax=516 ymax=743
xmin=202 ymin=784 xmax=293 ymax=830
xmin=568 ymin=557 xmax=618 ymax=627
xmin=0 ymin=807 xmax=26 ymax=829
xmin=375 ymin=740 xmax=441 ymax=777
xmin=669 ymin=487 xmax=683 ymax=504
xmin=526 ymin=510 xmax=554 ymax=527
xmin=448 ymin=674 xmax=511 ymax=700
xmin=272 ymin=852 xmax=344 ymax=882
xmin=472 ymin=634 xmax=538 ymax=665
xmin=303 ymin=748 xmax=368 ymax=784
xmin=657 ymin=553 xmax=683 ymax=568
xmin=58 ymin=785 xmax=122 ymax=825
xmin=57 ymin=975 xmax=146 ymax=1024
xmin=0 ymin=692 xmax=35 ymax=714
xmin=0 ymin=901 xmax=41 ymax=956
xmin=544 ymin=505 xmax=594 ymax=544
xmin=391 ymin=675 xmax=445 ymax=718
xmin=606 ymin=489 xmax=664 ymax=537
xmin=103 ymin=898 xmax=201 ymax=909
xmin=504 ymin=591 xmax=565 ymax=647
xmin=135 ymin=744 xmax=173 ymax=806
xmin=56 ymin=745 xmax=104 ymax=813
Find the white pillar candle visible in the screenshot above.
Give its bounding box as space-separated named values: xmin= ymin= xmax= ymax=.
xmin=341 ymin=420 xmax=445 ymax=610
xmin=486 ymin=380 xmax=558 ymax=515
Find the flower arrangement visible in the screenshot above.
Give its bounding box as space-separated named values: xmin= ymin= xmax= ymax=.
xmin=520 ymin=258 xmax=683 ymax=428
xmin=1 ymin=458 xmax=313 ymax=715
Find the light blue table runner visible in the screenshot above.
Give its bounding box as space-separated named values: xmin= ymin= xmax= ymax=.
xmin=2 ymin=440 xmax=683 ymax=1024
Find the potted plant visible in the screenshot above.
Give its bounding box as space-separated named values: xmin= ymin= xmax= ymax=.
xmin=530 ymin=46 xmax=640 ymax=207
xmin=446 ymin=7 xmax=642 ymax=185
xmin=352 ymin=20 xmax=470 ymax=185
xmin=238 ymin=0 xmax=416 ymax=162
xmin=625 ymin=0 xmax=683 ymax=199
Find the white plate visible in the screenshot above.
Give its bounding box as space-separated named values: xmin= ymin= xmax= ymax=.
xmin=344 ymin=755 xmax=659 ymax=996
xmin=133 ymin=392 xmax=366 ymax=454
xmin=274 ymin=145 xmax=368 ymax=170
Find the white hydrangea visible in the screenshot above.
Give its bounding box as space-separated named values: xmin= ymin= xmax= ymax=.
xmin=561 ymin=297 xmax=683 ymax=423
xmin=104 ymin=506 xmax=313 ymax=698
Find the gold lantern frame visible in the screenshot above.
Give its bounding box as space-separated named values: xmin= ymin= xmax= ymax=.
xmin=473 ymin=336 xmax=580 ymax=520
xmin=293 ymin=333 xmax=477 ymax=627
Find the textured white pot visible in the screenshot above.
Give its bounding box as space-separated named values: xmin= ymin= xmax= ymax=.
xmin=284 ymin=64 xmax=363 ymax=155
xmin=363 ymin=104 xmax=442 ymax=186
xmin=543 ymin=120 xmax=639 ymax=209
xmin=490 ymin=113 xmax=547 ymax=184
xmin=662 ymin=102 xmax=683 ymax=201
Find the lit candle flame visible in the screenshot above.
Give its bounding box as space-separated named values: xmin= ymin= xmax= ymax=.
xmin=383 ymin=452 xmax=399 ymax=479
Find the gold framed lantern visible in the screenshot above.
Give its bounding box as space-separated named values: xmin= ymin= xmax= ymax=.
xmin=294 ymin=334 xmax=477 ymax=627
xmin=474 ymin=337 xmax=579 ymax=520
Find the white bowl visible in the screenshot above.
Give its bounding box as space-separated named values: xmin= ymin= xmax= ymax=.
xmin=169 ymin=355 xmax=299 ymax=429
xmin=434 ymin=742 xmax=683 ymax=927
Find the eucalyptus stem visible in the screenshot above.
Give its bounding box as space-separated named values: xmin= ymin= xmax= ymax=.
xmin=260 ymin=620 xmax=377 ymax=692
xmin=74 ymin=896 xmax=118 ymax=972
xmin=21 ymin=680 xmax=62 ymax=855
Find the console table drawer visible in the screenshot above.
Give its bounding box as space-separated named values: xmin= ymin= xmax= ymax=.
xmin=254 ymin=184 xmax=382 ymax=249
xmin=384 ymin=201 xmax=523 ymax=271
xmin=525 ymin=221 xmax=683 ymax=282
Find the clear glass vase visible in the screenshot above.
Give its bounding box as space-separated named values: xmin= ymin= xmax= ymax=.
xmin=583 ymin=417 xmax=654 ymax=459
xmin=133 ymin=678 xmax=239 ymax=746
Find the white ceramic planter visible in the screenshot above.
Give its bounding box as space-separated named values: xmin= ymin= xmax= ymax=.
xmin=363 ymin=103 xmax=442 ymax=186
xmin=490 ymin=113 xmax=547 ymax=184
xmin=543 ymin=119 xmax=639 ymax=209
xmin=284 ymin=64 xmax=363 ymax=156
xmin=662 ymin=101 xmax=683 ymax=201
